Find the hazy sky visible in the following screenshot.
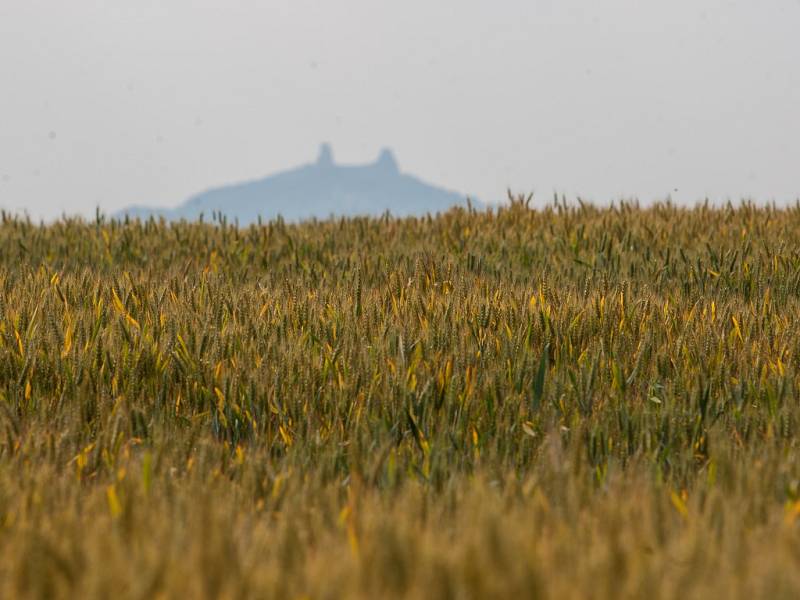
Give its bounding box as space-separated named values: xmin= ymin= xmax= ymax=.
xmin=1 ymin=0 xmax=798 ymax=220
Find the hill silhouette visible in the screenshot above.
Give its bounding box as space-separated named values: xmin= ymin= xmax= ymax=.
xmin=120 ymin=145 xmax=476 ymax=224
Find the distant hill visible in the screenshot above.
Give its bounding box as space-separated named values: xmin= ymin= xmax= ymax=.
xmin=120 ymin=145 xmax=477 ymax=224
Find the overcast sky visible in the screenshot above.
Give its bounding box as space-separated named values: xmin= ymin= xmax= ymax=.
xmin=1 ymin=0 xmax=798 ymax=220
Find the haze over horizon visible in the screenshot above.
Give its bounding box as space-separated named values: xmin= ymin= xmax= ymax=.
xmin=1 ymin=0 xmax=798 ymax=221
xmin=121 ymin=143 xmax=476 ymax=224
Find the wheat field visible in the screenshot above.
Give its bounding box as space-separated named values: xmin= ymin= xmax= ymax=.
xmin=1 ymin=200 xmax=800 ymax=598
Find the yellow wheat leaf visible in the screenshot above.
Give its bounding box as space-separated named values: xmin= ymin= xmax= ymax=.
xmin=111 ymin=287 xmax=140 ymax=330
xmin=731 ymin=316 xmax=743 ymax=343
xmin=106 ymin=485 xmax=122 ymax=518
xmin=62 ymin=320 xmax=73 ymax=358
xmin=13 ymin=328 xmax=24 ymax=358
xmin=279 ymin=425 xmax=293 ymax=447
xmin=670 ymin=490 xmax=688 ymax=519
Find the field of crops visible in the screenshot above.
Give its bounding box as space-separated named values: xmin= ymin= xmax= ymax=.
xmin=1 ymin=200 xmax=800 ymax=598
